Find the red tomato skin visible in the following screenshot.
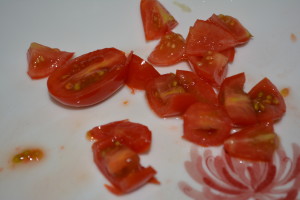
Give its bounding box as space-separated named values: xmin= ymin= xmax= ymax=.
xmin=175 ymin=70 xmax=218 ymax=105
xmin=248 ymin=78 xmax=286 ymax=122
xmin=185 ymin=20 xmax=240 ymax=56
xmin=220 ymin=47 xmax=235 ymax=63
xmin=140 ymin=0 xmax=178 ymax=40
xmin=183 ymin=102 xmax=232 ymax=147
xmin=145 ymin=73 xmax=198 ymax=117
xmin=126 ymin=54 xmax=160 ymax=90
xmin=88 ymin=120 xmax=152 ymax=154
xmin=188 ymin=51 xmax=229 ymax=87
xmin=92 ymin=140 xmax=157 ymax=195
xmin=148 ymin=32 xmax=186 ymax=66
xmin=47 ymin=48 xmax=128 ymax=107
xmin=208 ymin=14 xmax=252 ymax=43
xmin=27 ymin=42 xmax=74 ymax=79
xmin=219 ymin=73 xmax=257 ymax=127
xmin=224 ymin=122 xmax=279 ymax=162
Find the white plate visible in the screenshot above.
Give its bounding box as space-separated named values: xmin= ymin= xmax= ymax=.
xmin=0 ymin=1 xmax=300 ymax=200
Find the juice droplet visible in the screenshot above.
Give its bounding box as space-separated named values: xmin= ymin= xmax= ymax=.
xmin=290 ymin=33 xmax=297 ymax=43
xmin=12 ymin=149 xmax=44 ymax=164
xmin=281 ymin=87 xmax=290 ymax=97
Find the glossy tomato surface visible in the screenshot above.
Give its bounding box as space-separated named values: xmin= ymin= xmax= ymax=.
xmin=148 ymin=32 xmax=185 ymax=66
xmin=145 ymin=73 xmax=197 ymax=117
xmin=92 ymin=140 xmax=157 ymax=195
xmin=249 ymin=78 xmax=286 ymax=122
xmin=88 ymin=120 xmax=152 ymax=154
xmin=224 ymin=122 xmax=279 ymax=162
xmin=126 ymin=54 xmax=160 ymax=90
xmin=47 ymin=48 xmax=128 ymax=107
xmin=183 ymin=102 xmax=232 ymax=147
xmin=219 ymin=73 xmax=257 ymax=126
xmin=140 ymin=0 xmax=178 ymax=40
xmin=27 ymin=42 xmax=74 ymax=79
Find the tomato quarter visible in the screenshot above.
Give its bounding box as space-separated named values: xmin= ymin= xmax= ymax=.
xmin=47 ymin=48 xmax=128 ymax=107
xmin=27 ymin=42 xmax=74 ymax=79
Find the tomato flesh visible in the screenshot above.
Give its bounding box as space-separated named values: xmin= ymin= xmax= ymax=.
xmin=140 ymin=0 xmax=178 ymax=40
xmin=126 ymin=54 xmax=160 ymax=90
xmin=249 ymin=78 xmax=286 ymax=122
xmin=27 ymin=42 xmax=74 ymax=79
xmin=188 ymin=51 xmax=229 ymax=87
xmin=148 ymin=32 xmax=185 ymax=66
xmin=224 ymin=122 xmax=278 ymax=162
xmin=183 ymin=102 xmax=232 ymax=146
xmin=87 ymin=120 xmax=152 ymax=154
xmin=175 ymin=70 xmax=218 ymax=105
xmin=47 ymin=48 xmax=128 ymax=107
xmin=92 ymin=140 xmax=157 ymax=195
xmin=219 ymin=73 xmax=257 ymax=126
xmin=185 ymin=20 xmax=239 ymax=56
xmin=208 ymin=14 xmax=252 ymax=43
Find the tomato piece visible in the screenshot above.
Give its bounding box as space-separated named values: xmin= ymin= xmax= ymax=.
xmin=188 ymin=51 xmax=229 ymax=87
xmin=208 ymin=14 xmax=252 ymax=43
xmin=175 ymin=70 xmax=218 ymax=105
xmin=126 ymin=54 xmax=160 ymax=90
xmin=183 ymin=102 xmax=232 ymax=147
xmin=140 ymin=0 xmax=178 ymax=40
xmin=219 ymin=73 xmax=257 ymax=126
xmin=47 ymin=48 xmax=128 ymax=107
xmin=92 ymin=140 xmax=158 ymax=195
xmin=185 ymin=20 xmax=239 ymax=56
xmin=248 ymin=78 xmax=286 ymax=122
xmin=87 ymin=120 xmax=152 ymax=154
xmin=220 ymin=47 xmax=235 ymax=63
xmin=145 ymin=73 xmax=197 ymax=117
xmin=148 ymin=32 xmax=185 ymax=66
xmin=224 ymin=122 xmax=279 ymax=162
xmin=27 ymin=42 xmax=74 ymax=79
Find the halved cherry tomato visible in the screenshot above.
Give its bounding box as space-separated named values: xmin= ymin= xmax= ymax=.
xmin=92 ymin=139 xmax=158 ymax=195
xmin=27 ymin=42 xmax=74 ymax=79
xmin=175 ymin=70 xmax=218 ymax=105
xmin=185 ymin=20 xmax=240 ymax=56
xmin=145 ymin=73 xmax=197 ymax=117
xmin=248 ymin=78 xmax=286 ymax=122
xmin=183 ymin=102 xmax=232 ymax=147
xmin=219 ymin=73 xmax=257 ymax=126
xmin=87 ymin=120 xmax=152 ymax=154
xmin=148 ymin=32 xmax=185 ymax=66
xmin=126 ymin=54 xmax=160 ymax=90
xmin=224 ymin=122 xmax=279 ymax=162
xmin=208 ymin=14 xmax=252 ymax=43
xmin=140 ymin=0 xmax=178 ymax=40
xmin=220 ymin=47 xmax=235 ymax=63
xmin=47 ymin=48 xmax=128 ymax=107
xmin=188 ymin=51 xmax=229 ymax=87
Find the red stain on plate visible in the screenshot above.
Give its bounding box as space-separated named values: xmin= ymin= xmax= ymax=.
xmin=179 ymin=144 xmax=300 ymax=200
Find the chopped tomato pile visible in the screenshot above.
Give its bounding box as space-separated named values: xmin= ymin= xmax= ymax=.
xmin=26 ymin=0 xmax=287 ymax=195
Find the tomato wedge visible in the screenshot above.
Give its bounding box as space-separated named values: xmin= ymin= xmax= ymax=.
xmin=88 ymin=120 xmax=152 ymax=154
xmin=185 ymin=20 xmax=240 ymax=56
xmin=126 ymin=54 xmax=160 ymax=90
xmin=208 ymin=14 xmax=252 ymax=43
xmin=219 ymin=73 xmax=257 ymax=126
xmin=249 ymin=78 xmax=286 ymax=122
xmin=188 ymin=51 xmax=229 ymax=87
xmin=175 ymin=70 xmax=218 ymax=105
xmin=92 ymin=139 xmax=158 ymax=195
xmin=220 ymin=47 xmax=235 ymax=63
xmin=27 ymin=42 xmax=74 ymax=79
xmin=148 ymin=32 xmax=185 ymax=66
xmin=183 ymin=102 xmax=232 ymax=147
xmin=47 ymin=48 xmax=128 ymax=107
xmin=145 ymin=73 xmax=197 ymax=117
xmin=224 ymin=122 xmax=279 ymax=162
xmin=140 ymin=0 xmax=178 ymax=40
